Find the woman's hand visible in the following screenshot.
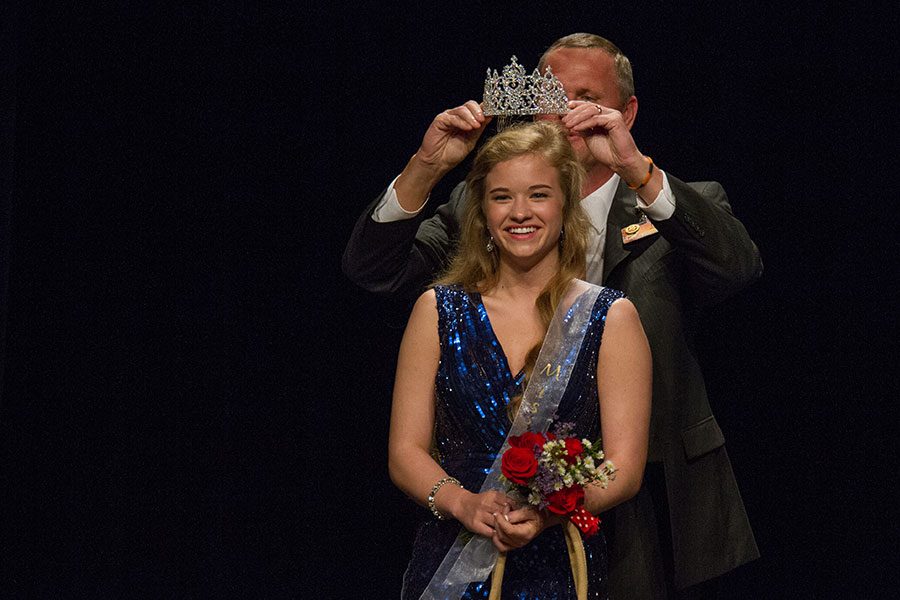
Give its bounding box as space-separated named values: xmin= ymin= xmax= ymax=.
xmin=447 ymin=489 xmax=514 ymax=538
xmin=490 ymin=506 xmax=563 ymax=552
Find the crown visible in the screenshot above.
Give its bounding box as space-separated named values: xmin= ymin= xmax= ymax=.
xmin=482 ymin=56 xmax=569 ymax=116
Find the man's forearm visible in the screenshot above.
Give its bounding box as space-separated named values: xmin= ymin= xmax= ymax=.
xmin=394 ymin=153 xmax=450 ymax=213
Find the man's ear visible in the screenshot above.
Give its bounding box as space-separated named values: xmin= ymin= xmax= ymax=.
xmin=622 ymin=96 xmax=638 ymax=130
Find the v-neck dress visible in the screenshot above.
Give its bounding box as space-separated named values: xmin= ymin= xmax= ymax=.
xmin=400 ymin=284 xmax=622 ymax=599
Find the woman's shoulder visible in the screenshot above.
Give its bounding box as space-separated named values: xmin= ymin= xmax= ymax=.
xmin=565 ymin=280 xmax=625 ymax=314
xmin=594 ymin=285 xmax=626 ymax=308
xmin=410 ymin=288 xmax=438 ymax=320
xmin=430 ymin=283 xmax=473 ymax=306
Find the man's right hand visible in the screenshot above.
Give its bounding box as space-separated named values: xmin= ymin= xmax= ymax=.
xmin=395 ymin=101 xmax=492 ymax=212
xmin=418 ymin=101 xmax=492 ymax=172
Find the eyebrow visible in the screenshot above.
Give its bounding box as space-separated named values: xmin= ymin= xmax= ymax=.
xmin=487 ymin=184 xmax=553 ymax=193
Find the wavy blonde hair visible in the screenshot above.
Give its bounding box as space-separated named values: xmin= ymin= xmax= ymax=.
xmin=435 ymin=121 xmax=590 ymax=418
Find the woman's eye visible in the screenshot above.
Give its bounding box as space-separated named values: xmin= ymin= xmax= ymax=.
xmin=532 ymin=192 xmax=549 ymax=199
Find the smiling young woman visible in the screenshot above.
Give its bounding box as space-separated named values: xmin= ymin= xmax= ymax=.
xmin=388 ymin=121 xmax=651 ymax=599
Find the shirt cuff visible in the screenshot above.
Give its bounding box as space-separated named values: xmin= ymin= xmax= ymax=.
xmin=371 ymin=174 xmax=429 ymax=223
xmin=636 ymin=171 xmax=676 ymax=221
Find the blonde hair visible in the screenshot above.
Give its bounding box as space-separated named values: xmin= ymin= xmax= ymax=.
xmin=435 ymin=121 xmax=589 ymax=418
xmin=538 ymin=32 xmax=635 ymax=106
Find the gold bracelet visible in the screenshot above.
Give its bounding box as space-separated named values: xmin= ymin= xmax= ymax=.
xmin=427 ymin=476 xmax=463 ymax=520
xmin=626 ymin=156 xmax=654 ymax=190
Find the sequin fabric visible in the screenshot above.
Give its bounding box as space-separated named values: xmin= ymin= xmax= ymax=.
xmin=401 ymin=284 xmax=623 ymax=600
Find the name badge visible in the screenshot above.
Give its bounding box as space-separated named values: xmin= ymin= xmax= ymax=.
xmin=621 ymin=220 xmax=658 ymax=244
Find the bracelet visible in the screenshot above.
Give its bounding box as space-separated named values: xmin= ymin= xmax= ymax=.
xmin=427 ymin=476 xmax=463 ymax=520
xmin=626 ymin=156 xmax=654 ymax=190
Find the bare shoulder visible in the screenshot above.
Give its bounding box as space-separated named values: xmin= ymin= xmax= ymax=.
xmin=601 ymin=298 xmax=648 ymax=348
xmin=407 ymin=288 xmax=439 ymax=332
xmin=413 ymin=288 xmax=437 ymax=313
xmin=605 ymin=297 xmax=640 ymax=326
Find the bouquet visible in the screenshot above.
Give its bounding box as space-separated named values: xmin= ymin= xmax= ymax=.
xmin=499 ymin=423 xmax=616 ymax=536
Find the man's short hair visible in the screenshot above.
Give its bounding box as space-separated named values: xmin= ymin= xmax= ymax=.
xmin=538 ymin=33 xmax=635 ymax=106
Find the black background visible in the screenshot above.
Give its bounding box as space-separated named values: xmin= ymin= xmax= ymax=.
xmin=1 ymin=1 xmax=897 ymax=598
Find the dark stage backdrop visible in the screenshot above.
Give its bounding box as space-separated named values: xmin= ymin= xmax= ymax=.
xmin=1 ymin=2 xmax=896 ymax=598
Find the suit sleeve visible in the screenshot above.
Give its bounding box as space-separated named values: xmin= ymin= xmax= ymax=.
xmin=650 ymin=175 xmax=763 ymax=306
xmin=342 ymin=182 xmax=466 ymax=298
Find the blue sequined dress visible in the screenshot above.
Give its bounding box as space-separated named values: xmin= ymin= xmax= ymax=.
xmin=401 ymin=284 xmax=623 ymax=600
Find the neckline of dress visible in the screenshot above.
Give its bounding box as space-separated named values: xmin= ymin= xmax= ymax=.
xmin=471 ymin=291 xmax=527 ymax=381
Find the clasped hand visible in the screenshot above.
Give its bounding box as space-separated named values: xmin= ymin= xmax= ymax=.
xmin=491 ymin=505 xmax=559 ymax=553
xmin=452 ymin=489 xmax=555 ymax=552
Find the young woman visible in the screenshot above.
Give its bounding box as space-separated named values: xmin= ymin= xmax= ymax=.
xmin=389 ymin=121 xmax=651 ymax=599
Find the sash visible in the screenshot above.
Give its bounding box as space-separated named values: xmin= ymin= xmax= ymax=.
xmin=420 ymin=280 xmax=603 ymax=600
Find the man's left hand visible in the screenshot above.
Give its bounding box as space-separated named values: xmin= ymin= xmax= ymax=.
xmin=562 ymin=100 xmax=647 ymax=184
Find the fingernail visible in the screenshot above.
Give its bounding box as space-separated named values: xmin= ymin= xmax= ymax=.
xmin=504 ymin=514 xmax=510 ymax=522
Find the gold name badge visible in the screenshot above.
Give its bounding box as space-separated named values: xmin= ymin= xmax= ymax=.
xmin=621 ymin=220 xmax=658 ymax=244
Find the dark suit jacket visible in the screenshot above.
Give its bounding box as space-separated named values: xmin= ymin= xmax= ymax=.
xmin=343 ymin=175 xmax=762 ymax=595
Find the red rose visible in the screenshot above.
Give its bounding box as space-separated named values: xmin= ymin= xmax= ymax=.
xmin=546 ymin=485 xmax=585 ymax=515
xmin=501 ymin=446 xmax=538 ymax=484
xmin=509 ymin=431 xmax=546 ymax=450
xmin=563 ymin=438 xmax=584 ymax=464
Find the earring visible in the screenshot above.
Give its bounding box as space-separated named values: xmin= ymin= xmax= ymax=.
xmin=559 ymin=227 xmax=565 ymax=246
xmin=486 ymin=236 xmax=495 ymax=252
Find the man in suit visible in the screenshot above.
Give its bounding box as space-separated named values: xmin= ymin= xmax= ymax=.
xmin=343 ymin=33 xmax=761 ymax=599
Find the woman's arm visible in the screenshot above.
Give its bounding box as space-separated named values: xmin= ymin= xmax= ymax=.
xmin=583 ymin=297 xmax=652 ymax=513
xmin=389 ymin=290 xmax=511 ymax=538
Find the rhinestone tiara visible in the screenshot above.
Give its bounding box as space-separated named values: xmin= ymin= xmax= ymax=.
xmin=482 ymin=55 xmax=570 ymax=116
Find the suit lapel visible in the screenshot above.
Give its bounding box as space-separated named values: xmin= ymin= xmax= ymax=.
xmin=602 ymin=181 xmax=638 ymax=282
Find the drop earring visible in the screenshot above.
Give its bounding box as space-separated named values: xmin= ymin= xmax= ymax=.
xmin=486 ymin=236 xmax=495 ymax=252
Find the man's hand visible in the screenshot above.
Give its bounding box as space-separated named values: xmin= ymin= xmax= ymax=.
xmin=395 ymin=101 xmax=492 ymax=212
xmin=417 ymin=101 xmax=492 ymax=173
xmin=562 ymin=100 xmax=661 ymax=200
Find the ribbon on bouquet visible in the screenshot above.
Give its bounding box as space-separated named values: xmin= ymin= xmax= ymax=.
xmin=419 ymin=280 xmax=603 ymax=600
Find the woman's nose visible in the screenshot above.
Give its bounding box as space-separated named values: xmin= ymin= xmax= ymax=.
xmin=510 ymin=199 xmax=531 ymax=221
